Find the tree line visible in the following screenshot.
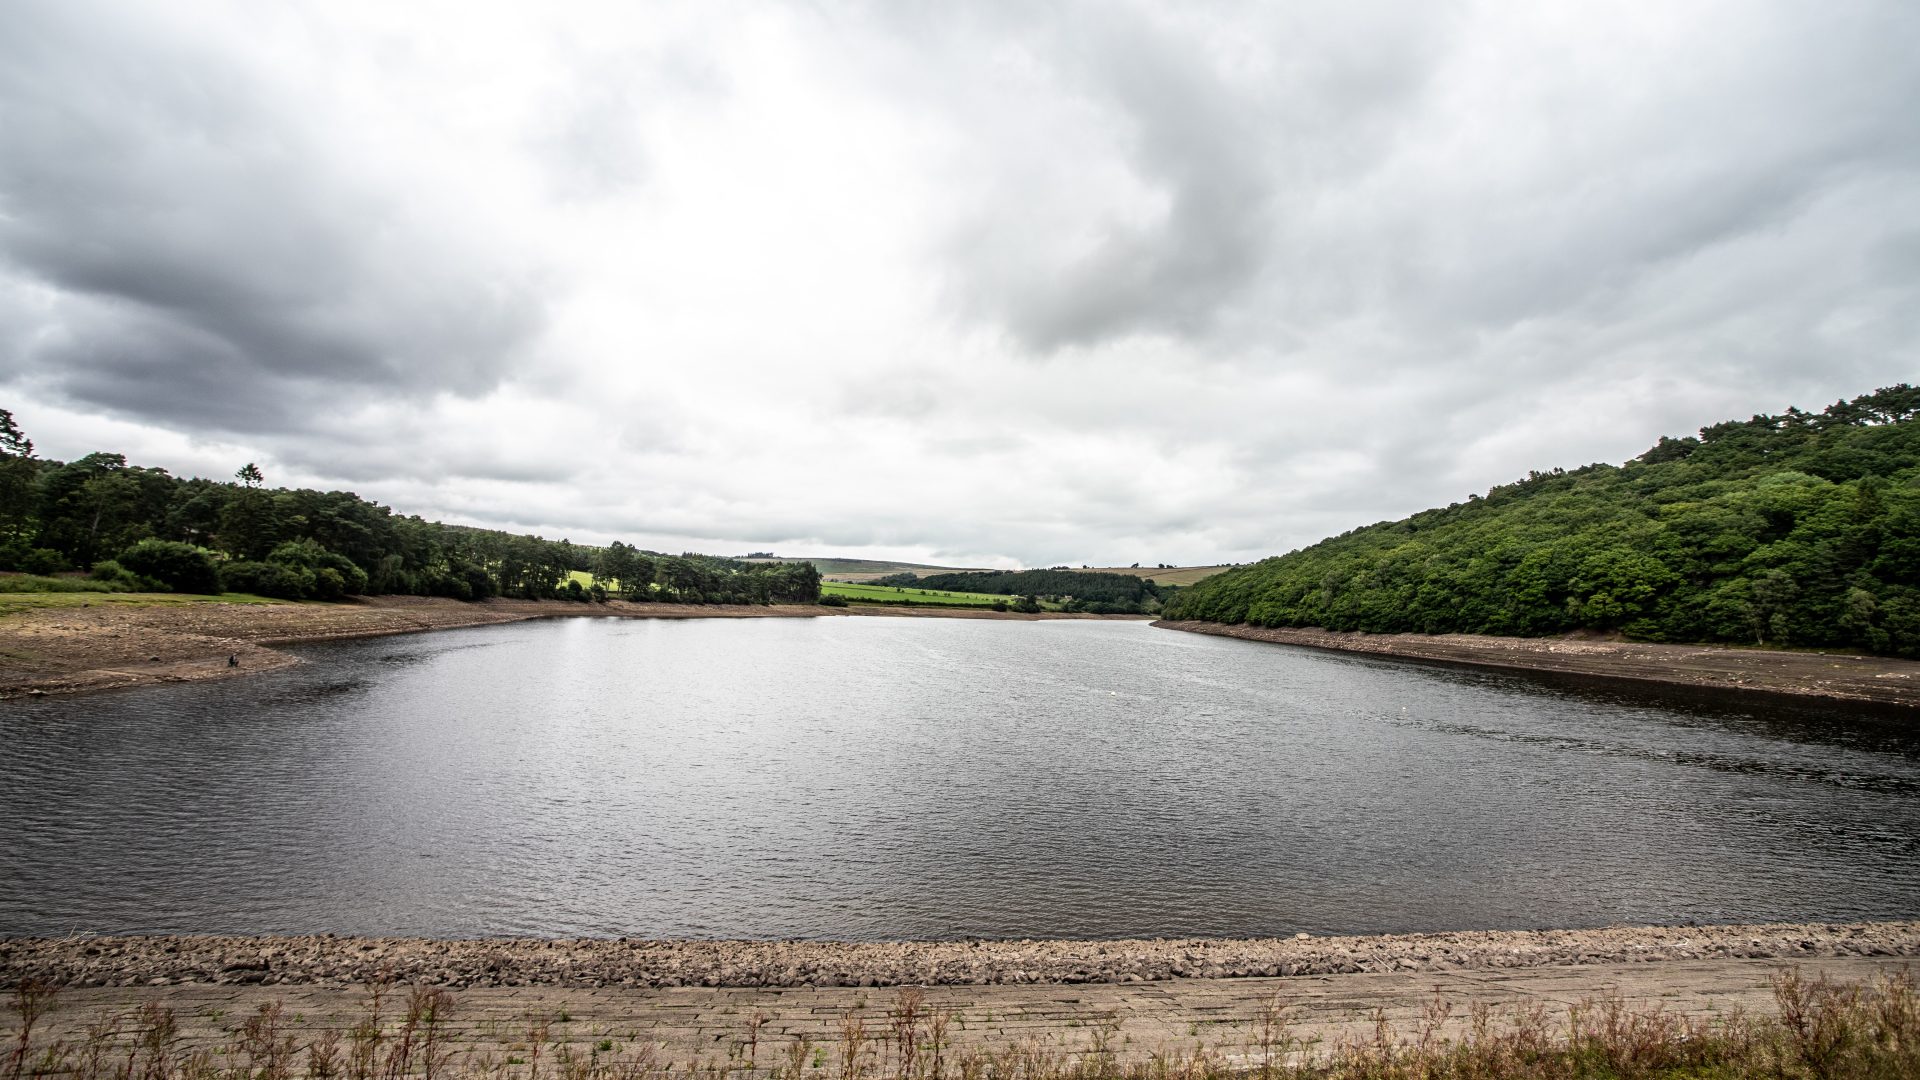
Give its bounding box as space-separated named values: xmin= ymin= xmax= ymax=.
xmin=1164 ymin=385 xmax=1920 ymax=656
xmin=0 ymin=412 xmax=819 ymax=605
xmin=902 ymin=568 xmax=1175 ymax=615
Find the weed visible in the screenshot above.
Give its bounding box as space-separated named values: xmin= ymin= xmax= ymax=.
xmin=7 ymin=967 xmax=1917 ymax=1080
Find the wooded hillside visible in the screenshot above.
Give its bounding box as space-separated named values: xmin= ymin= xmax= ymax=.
xmin=0 ymin=412 xmax=818 ymax=605
xmin=1163 ymin=386 xmax=1920 ymax=656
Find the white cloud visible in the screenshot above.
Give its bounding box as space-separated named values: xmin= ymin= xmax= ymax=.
xmin=2 ymin=0 xmax=1915 ymax=567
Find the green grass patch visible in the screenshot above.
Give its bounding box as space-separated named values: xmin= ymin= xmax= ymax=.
xmin=821 ymin=580 xmax=1026 ymax=608
xmin=0 ymin=590 xmax=289 ymax=614
xmin=0 ymin=574 xmax=125 ymax=594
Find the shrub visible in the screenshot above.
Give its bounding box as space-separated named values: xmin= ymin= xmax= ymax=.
xmin=89 ymin=559 xmax=161 ymax=591
xmin=18 ymin=548 xmax=70 ymax=575
xmin=817 ymin=594 xmax=848 ymax=607
xmin=220 ymin=560 xmax=306 ymax=599
xmin=116 ymin=539 xmax=220 ymax=594
xmin=264 ymin=539 xmax=369 ymax=598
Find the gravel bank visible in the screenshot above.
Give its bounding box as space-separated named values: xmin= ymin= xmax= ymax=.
xmin=1154 ymin=621 xmax=1920 ymax=709
xmin=5 ymin=922 xmax=1915 ymax=989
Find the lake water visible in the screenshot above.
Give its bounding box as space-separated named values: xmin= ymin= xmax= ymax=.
xmin=2 ymin=617 xmax=1916 ymax=940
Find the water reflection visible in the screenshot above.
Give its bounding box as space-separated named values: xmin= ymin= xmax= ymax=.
xmin=2 ymin=617 xmax=1915 ymax=940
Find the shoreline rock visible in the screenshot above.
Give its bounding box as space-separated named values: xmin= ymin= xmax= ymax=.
xmin=4 ymin=921 xmax=1915 ymax=990
xmin=1154 ymin=621 xmax=1920 ymax=709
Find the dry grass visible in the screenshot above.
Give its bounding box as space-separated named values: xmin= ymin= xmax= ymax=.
xmin=7 ymin=969 xmax=1916 ymax=1080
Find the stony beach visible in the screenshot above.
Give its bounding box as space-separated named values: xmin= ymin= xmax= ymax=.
xmin=5 ymin=922 xmax=1915 ymax=990
xmin=1156 ymin=621 xmax=1920 ymax=708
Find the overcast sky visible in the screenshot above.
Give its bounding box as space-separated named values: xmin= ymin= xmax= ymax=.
xmin=3 ymin=1 xmax=1915 ymax=568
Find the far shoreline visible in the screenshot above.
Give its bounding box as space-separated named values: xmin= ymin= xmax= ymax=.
xmin=0 ymin=594 xmax=1146 ymax=701
xmin=1154 ymin=619 xmax=1920 ymax=710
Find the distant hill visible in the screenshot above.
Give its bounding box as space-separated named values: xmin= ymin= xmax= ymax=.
xmin=740 ymin=556 xmax=990 ymax=581
xmin=1074 ymin=565 xmax=1232 ymax=587
xmin=1164 ymin=385 xmax=1920 ymax=657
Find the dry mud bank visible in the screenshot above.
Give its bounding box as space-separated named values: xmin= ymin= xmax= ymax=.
xmin=1155 ymin=621 xmax=1920 ymax=709
xmin=4 ymin=922 xmax=1915 ymax=990
xmin=20 ymin=957 xmax=1916 ymax=1070
xmin=0 ymin=596 xmax=1133 ymax=700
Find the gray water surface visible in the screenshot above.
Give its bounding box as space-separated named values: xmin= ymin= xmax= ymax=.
xmin=3 ymin=617 xmax=1916 ymax=939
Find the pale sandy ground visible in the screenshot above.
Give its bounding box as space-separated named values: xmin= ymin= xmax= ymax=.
xmin=9 ymin=956 xmax=1915 ymax=1068
xmin=6 ymin=925 xmax=1915 ymax=1065
xmin=1156 ymin=621 xmax=1920 ymax=709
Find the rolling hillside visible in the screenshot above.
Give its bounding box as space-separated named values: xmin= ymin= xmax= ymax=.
xmin=740 ymin=556 xmax=989 ymax=581
xmin=1164 ymin=385 xmax=1920 ymax=656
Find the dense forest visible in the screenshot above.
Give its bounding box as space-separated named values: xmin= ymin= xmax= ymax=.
xmin=902 ymin=569 xmax=1175 ymax=615
xmin=0 ymin=412 xmax=819 ymax=605
xmin=1164 ymin=385 xmax=1920 ymax=656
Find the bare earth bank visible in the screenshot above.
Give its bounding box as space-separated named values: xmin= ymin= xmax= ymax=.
xmin=3 ymin=922 xmax=1915 ymax=989
xmin=0 ymin=596 xmax=1139 ymax=700
xmin=1154 ymin=621 xmax=1920 ymax=709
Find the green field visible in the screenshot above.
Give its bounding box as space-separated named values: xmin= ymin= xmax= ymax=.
xmin=820 ymin=580 xmax=1021 ymax=607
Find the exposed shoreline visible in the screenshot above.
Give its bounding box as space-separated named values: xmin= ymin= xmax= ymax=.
xmin=4 ymin=921 xmax=1915 ymax=990
xmin=1154 ymin=620 xmax=1920 ymax=710
xmin=0 ymin=595 xmax=1141 ymax=700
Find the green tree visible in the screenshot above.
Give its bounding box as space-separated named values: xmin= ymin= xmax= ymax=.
xmin=117 ymin=539 xmax=221 ymax=594
xmin=0 ymin=408 xmax=38 ymax=541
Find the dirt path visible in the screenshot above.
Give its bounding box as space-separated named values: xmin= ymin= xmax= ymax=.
xmin=0 ymin=596 xmax=1136 ymax=700
xmin=14 ymin=958 xmax=1913 ymax=1068
xmin=1155 ymin=621 xmax=1920 ymax=709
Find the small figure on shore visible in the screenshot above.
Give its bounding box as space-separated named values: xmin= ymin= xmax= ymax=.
xmin=228 ymin=654 xmax=239 ymax=668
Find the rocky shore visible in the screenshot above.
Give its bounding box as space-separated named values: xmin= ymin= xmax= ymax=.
xmin=5 ymin=922 xmax=1915 ymax=990
xmin=1155 ymin=621 xmax=1920 ymax=709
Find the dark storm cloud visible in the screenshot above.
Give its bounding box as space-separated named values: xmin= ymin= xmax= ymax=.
xmin=0 ymin=3 xmax=545 ymax=433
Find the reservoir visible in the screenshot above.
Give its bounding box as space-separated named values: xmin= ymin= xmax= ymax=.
xmin=2 ymin=616 xmax=1915 ymax=940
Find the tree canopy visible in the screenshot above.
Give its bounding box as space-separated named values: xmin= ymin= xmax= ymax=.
xmin=0 ymin=416 xmax=819 ymax=606
xmin=1163 ymin=385 xmax=1920 ymax=656
xmin=909 ymin=568 xmax=1173 ymax=614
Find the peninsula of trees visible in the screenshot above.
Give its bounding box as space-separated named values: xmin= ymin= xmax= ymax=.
xmin=1163 ymin=385 xmax=1920 ymax=657
xmin=0 ymin=412 xmax=819 ymax=606
xmin=890 ymin=569 xmax=1176 ymax=615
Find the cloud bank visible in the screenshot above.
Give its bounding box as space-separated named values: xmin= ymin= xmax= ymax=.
xmin=3 ymin=0 xmax=1916 ymax=566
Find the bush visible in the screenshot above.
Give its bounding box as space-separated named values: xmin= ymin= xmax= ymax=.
xmin=89 ymin=559 xmax=162 ymax=591
xmin=817 ymin=594 xmax=849 ymax=607
xmin=117 ymin=539 xmax=220 ymax=594
xmin=220 ymin=560 xmax=308 ymax=598
xmin=18 ymin=548 xmax=70 ymax=575
xmin=266 ymin=539 xmax=368 ymax=597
